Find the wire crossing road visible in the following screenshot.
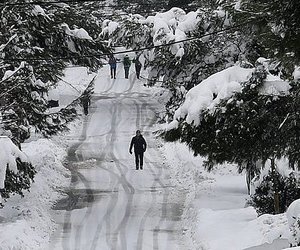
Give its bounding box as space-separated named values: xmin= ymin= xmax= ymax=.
xmin=48 ymin=66 xmax=187 ymax=250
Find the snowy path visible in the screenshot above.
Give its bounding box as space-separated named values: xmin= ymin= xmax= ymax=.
xmin=48 ymin=66 xmax=186 ymax=250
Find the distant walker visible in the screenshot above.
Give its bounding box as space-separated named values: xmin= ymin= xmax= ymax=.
xmin=108 ymin=54 xmax=117 ymax=79
xmin=134 ymin=57 xmax=142 ymax=79
xmin=81 ymin=95 xmax=91 ymax=115
xmin=123 ymin=55 xmax=131 ymax=79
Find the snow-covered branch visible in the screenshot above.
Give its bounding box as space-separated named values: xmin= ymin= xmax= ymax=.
xmin=0 ymin=136 xmax=31 ymax=202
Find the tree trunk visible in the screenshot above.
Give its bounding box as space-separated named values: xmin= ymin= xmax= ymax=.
xmin=270 ymin=157 xmax=280 ymax=214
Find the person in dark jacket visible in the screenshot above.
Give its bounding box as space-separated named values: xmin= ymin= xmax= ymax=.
xmin=81 ymin=95 xmax=91 ymax=115
xmin=108 ymin=54 xmax=117 ymax=79
xmin=129 ymin=130 xmax=147 ymax=170
xmin=134 ymin=57 xmax=142 ymax=79
xmin=123 ymin=54 xmax=131 ymax=79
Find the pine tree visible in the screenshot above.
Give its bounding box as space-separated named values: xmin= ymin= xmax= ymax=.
xmin=104 ymin=6 xmax=247 ymax=121
xmin=0 ymin=137 xmax=36 ymax=207
xmin=225 ymin=0 xmax=300 ymax=76
xmin=0 ymin=1 xmax=110 ymax=143
xmin=164 ymin=63 xmax=294 ymax=204
xmin=0 ymin=1 xmax=110 ymax=205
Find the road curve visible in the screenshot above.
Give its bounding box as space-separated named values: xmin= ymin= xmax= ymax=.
xmin=48 ymin=67 xmax=187 ymax=250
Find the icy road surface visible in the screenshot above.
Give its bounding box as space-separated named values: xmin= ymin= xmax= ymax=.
xmin=48 ymin=66 xmax=187 ymax=250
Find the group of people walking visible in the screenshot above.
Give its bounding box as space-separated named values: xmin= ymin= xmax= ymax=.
xmin=108 ymin=54 xmax=146 ymax=169
xmin=108 ymin=54 xmax=142 ymax=79
xmin=81 ymin=54 xmax=147 ymax=170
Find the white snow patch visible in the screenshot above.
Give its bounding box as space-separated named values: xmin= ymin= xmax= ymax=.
xmin=61 ymin=23 xmax=93 ymax=40
xmin=293 ymin=66 xmax=300 ymax=81
xmin=286 ymin=199 xmax=300 ymax=246
xmin=32 ymin=5 xmax=47 ymax=16
xmin=259 ymin=74 xmax=290 ymax=96
xmin=101 ymin=20 xmax=119 ymax=36
xmin=167 ymin=66 xmax=254 ymax=128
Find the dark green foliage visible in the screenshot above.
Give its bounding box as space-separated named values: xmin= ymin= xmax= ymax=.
xmin=0 ymin=1 xmax=111 ymax=205
xmin=282 ymin=81 xmax=300 ymax=170
xmin=0 ymin=159 xmax=36 ymax=206
xmin=115 ymin=0 xmax=168 ymax=14
xmin=0 ymin=65 xmax=48 ymax=147
xmin=250 ymin=171 xmax=300 ymax=215
xmin=227 ymin=0 xmax=300 ymax=76
xmin=0 ymin=1 xmax=110 ymax=144
xmin=164 ymin=65 xmax=285 ymax=167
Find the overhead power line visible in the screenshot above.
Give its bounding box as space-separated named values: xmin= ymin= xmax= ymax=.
xmin=3 ymin=19 xmax=259 ymax=63
xmin=0 ymin=0 xmax=166 ymax=8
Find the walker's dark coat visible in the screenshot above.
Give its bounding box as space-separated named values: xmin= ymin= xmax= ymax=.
xmin=130 ymin=135 xmax=147 ymax=153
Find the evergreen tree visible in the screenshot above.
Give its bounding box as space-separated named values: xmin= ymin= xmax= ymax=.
xmin=0 ymin=137 xmax=36 ymax=207
xmin=225 ymin=0 xmax=300 ymax=76
xmin=250 ymin=172 xmax=300 ymax=215
xmin=104 ymin=6 xmax=247 ymax=121
xmin=0 ymin=1 xmax=110 ymax=144
xmin=164 ymin=63 xmax=296 ymax=207
xmin=0 ymin=0 xmax=110 ymax=205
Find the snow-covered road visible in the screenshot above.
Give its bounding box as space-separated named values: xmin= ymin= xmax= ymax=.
xmin=48 ymin=66 xmax=186 ymax=250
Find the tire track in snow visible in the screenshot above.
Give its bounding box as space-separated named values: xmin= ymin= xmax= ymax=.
xmin=57 ymin=112 xmax=96 ymax=250
xmin=139 ymin=99 xmax=180 ymax=249
xmin=133 ymin=99 xmax=166 ymax=250
xmin=89 ymin=98 xmax=135 ymax=250
xmin=108 ymin=100 xmax=135 ymax=250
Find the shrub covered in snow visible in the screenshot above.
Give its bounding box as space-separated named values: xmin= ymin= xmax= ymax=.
xmin=0 ymin=137 xmax=35 ymax=206
xmin=250 ymin=171 xmax=300 ymax=215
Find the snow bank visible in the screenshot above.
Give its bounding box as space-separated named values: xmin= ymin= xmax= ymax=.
xmin=196 ymin=208 xmax=288 ymax=250
xmin=286 ymin=199 xmax=300 ymax=246
xmin=0 ymin=139 xmax=70 ymax=250
xmin=47 ymin=66 xmax=96 ymax=110
xmin=161 ymin=140 xmax=290 ymax=250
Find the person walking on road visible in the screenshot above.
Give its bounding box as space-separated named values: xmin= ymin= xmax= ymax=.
xmin=134 ymin=57 xmax=142 ymax=79
xmin=129 ymin=130 xmax=147 ymax=170
xmin=81 ymin=95 xmax=91 ymax=115
xmin=108 ymin=54 xmax=117 ymax=79
xmin=123 ymin=54 xmax=131 ymax=79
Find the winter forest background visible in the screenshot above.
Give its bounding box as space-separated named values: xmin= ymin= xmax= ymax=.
xmin=0 ymin=0 xmax=300 ymax=249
